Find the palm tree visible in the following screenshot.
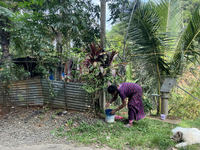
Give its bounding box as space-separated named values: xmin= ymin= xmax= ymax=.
xmin=118 ymin=0 xmax=200 ymax=114
xmin=123 ymin=0 xmax=200 ymax=95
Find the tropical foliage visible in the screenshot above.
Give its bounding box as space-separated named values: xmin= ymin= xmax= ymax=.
xmin=0 ymin=0 xmax=100 ymax=81
xmin=181 ymin=0 xmax=200 ymax=25
xmin=106 ymin=0 xmax=200 ymax=116
xmin=108 ymin=0 xmax=200 ymax=96
xmin=0 ymin=2 xmax=15 ymax=62
xmin=0 ymin=0 xmax=200 ymax=116
xmin=80 ymin=43 xmax=121 ymax=93
xmin=0 ymin=61 xmax=29 ymax=105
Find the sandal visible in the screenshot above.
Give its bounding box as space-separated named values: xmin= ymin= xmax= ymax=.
xmin=124 ymin=124 xmax=133 ymax=128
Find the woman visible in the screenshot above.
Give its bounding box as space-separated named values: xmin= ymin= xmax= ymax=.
xmin=106 ymin=83 xmax=145 ymax=127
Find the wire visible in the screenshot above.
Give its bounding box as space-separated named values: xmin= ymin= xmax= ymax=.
xmin=171 ymin=82 xmax=200 ymax=115
xmin=129 ymin=49 xmax=200 ymax=57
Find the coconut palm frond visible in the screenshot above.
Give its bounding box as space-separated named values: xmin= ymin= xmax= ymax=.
xmin=156 ymin=0 xmax=182 ymax=54
xmin=0 ymin=6 xmax=13 ymax=18
xmin=156 ymin=0 xmax=182 ymax=33
xmin=172 ymin=5 xmax=200 ymax=76
xmin=128 ymin=2 xmax=170 ymax=76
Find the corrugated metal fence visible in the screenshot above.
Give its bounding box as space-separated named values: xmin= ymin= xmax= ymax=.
xmin=0 ymin=78 xmax=93 ymax=111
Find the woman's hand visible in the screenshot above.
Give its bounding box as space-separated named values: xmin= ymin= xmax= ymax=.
xmin=110 ymin=109 xmax=117 ymax=115
xmin=105 ymin=102 xmax=110 ymax=108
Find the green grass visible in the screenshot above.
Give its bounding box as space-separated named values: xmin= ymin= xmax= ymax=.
xmin=51 ymin=111 xmax=200 ymax=150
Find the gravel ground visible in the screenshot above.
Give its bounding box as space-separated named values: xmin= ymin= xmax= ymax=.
xmin=0 ymin=106 xmax=111 ymax=149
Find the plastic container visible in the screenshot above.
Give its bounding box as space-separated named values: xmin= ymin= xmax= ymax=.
xmin=160 ymin=114 xmax=166 ymax=120
xmin=105 ymin=109 xmax=115 ymax=123
xmin=115 ymin=115 xmax=123 ymax=120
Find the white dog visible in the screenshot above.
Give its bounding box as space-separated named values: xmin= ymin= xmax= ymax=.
xmin=170 ymin=127 xmax=200 ymax=147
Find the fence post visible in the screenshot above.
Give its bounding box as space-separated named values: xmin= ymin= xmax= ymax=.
xmin=65 ymin=81 xmax=68 ymax=111
xmin=102 ymin=90 xmax=106 ymax=110
xmin=26 ymin=78 xmax=29 ymax=109
xmin=99 ymin=89 xmax=106 ymax=110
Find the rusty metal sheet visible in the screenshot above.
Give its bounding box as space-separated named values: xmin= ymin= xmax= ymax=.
xmin=0 ymin=78 xmax=44 ymax=106
xmin=0 ymin=79 xmax=93 ymax=111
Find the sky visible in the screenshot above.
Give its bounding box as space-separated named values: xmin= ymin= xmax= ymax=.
xmin=92 ymin=0 xmax=112 ymax=31
xmin=92 ymin=0 xmax=148 ymax=31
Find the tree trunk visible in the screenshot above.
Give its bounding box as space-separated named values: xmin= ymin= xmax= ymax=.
xmin=100 ymin=0 xmax=106 ymax=48
xmin=1 ymin=29 xmax=11 ymax=63
xmin=1 ymin=43 xmax=11 ymax=62
xmin=56 ymin=31 xmax=62 ymax=81
xmin=100 ymin=0 xmax=106 ymax=110
xmin=122 ymin=0 xmax=138 ymax=78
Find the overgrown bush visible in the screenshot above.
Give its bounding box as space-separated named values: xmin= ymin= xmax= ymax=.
xmin=0 ymin=62 xmax=29 ymax=86
xmin=169 ymin=79 xmax=200 ymax=119
xmin=0 ymin=62 xmax=29 ymax=105
xmin=78 ymin=43 xmax=122 ymax=93
xmin=142 ymin=96 xmax=153 ymax=114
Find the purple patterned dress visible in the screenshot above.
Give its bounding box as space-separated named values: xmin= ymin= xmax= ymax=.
xmin=118 ymin=83 xmax=145 ymax=121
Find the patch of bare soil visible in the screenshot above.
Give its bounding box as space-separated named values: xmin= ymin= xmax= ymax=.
xmin=0 ymin=106 xmax=10 ymax=119
xmin=146 ymin=114 xmax=181 ymax=124
xmin=0 ymin=105 xmax=107 ymax=148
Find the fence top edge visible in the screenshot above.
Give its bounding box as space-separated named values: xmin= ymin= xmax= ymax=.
xmin=41 ymin=79 xmax=85 ymax=85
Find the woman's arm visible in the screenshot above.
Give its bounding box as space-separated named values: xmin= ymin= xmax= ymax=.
xmin=110 ymin=94 xmax=118 ymax=103
xmin=105 ymin=94 xmax=118 ymax=108
xmin=110 ymin=99 xmax=126 ymax=114
xmin=115 ymin=99 xmax=126 ymax=111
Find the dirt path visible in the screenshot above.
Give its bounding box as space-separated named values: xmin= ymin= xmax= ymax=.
xmin=0 ymin=106 xmax=115 ymax=150
xmin=0 ymin=144 xmax=113 ymax=150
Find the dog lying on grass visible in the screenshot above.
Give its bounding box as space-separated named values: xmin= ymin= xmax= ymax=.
xmin=170 ymin=127 xmax=200 ymax=147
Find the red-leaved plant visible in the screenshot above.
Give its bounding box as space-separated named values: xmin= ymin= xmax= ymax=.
xmin=64 ymin=43 xmax=124 ymax=87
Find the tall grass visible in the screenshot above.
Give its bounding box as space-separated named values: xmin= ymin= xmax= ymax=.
xmin=169 ymin=73 xmax=200 ymax=119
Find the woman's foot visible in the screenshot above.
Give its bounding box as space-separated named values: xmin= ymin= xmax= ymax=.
xmin=124 ymin=123 xmax=133 ymax=128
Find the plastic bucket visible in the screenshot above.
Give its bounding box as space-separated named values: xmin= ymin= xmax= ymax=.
xmin=160 ymin=114 xmax=166 ymax=120
xmin=105 ymin=109 xmax=115 ymax=123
